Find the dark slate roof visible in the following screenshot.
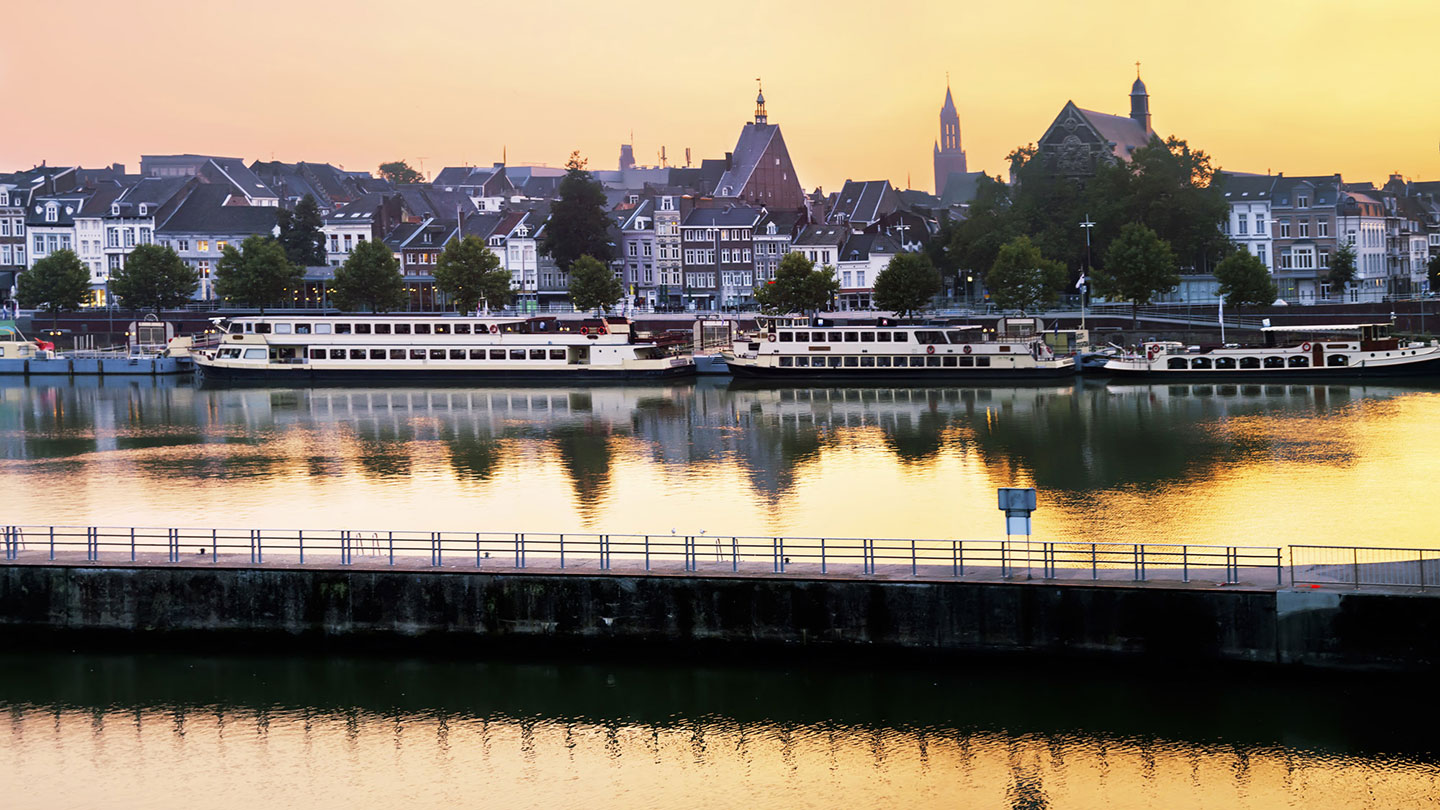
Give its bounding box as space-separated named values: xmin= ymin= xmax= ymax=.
xmin=116 ymin=176 xmax=190 ymax=209
xmin=793 ymin=224 xmax=849 ymax=247
xmin=458 ymin=211 xmax=505 ymax=241
xmin=382 ymin=222 xmax=422 ymax=249
xmin=756 ymin=208 xmax=804 ymax=236
xmin=207 ymin=158 xmax=277 ymax=200
xmin=396 ymin=185 xmax=475 ymax=220
xmin=714 ymin=124 xmax=777 ymax=197
xmin=25 ymin=195 xmax=89 ymax=226
xmin=838 ymin=233 xmax=901 ymax=263
xmin=326 ymin=192 xmax=390 ymax=223
xmin=828 ymin=180 xmax=896 ymax=226
xmin=1076 ymin=107 xmax=1152 ymax=160
xmin=520 ymin=175 xmax=561 ymax=198
xmin=1271 ymin=175 xmax=1343 ymax=208
xmin=939 ymin=171 xmax=988 ymax=207
xmin=680 ymin=205 xmax=764 ymax=228
xmin=621 ymin=198 xmax=654 ymax=231
xmin=897 ymin=188 xmax=942 ymax=210
xmin=1215 ymin=172 xmax=1276 ymax=201
xmin=156 ymin=184 xmax=279 ymax=235
xmin=79 ymin=184 xmax=126 ymax=217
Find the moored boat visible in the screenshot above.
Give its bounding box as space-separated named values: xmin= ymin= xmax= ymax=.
xmin=192 ymin=314 xmax=696 ymax=383
xmin=1101 ymin=323 xmax=1440 ymax=380
xmin=723 ymin=316 xmax=1076 ymax=381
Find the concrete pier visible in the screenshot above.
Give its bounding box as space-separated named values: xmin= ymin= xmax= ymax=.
xmin=0 ymin=562 xmax=1436 ymax=671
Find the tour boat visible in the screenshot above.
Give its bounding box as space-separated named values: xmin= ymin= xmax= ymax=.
xmin=722 ymin=317 xmax=1076 ymax=380
xmin=1101 ymin=323 xmax=1440 ymax=380
xmin=192 ymin=315 xmax=696 ymax=382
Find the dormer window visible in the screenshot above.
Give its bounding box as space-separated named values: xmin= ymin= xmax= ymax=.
xmin=1297 ymin=195 xmax=1309 ymax=208
xmin=0 ymin=192 xmax=8 ymax=206
xmin=138 ymin=204 xmax=148 ymax=216
xmin=111 ymin=203 xmax=120 ymax=216
xmin=45 ymin=203 xmax=57 ymax=223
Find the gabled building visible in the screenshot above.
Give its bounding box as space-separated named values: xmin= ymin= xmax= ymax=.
xmin=323 ymin=193 xmax=404 ymax=266
xmin=618 ymin=198 xmax=657 ymax=307
xmin=0 ymin=181 xmax=28 ymax=293
xmin=102 ymin=176 xmax=192 ymax=275
xmin=792 ymin=224 xmax=847 ymax=269
xmin=680 ymin=205 xmax=764 ymax=309
xmin=433 ymin=164 xmax=515 ymax=212
xmin=75 ymin=184 xmax=127 ymax=301
xmin=713 ymin=88 xmax=804 ymax=211
xmin=1270 ymin=175 xmax=1343 ymax=303
xmin=753 ymin=209 xmax=804 ymax=284
xmin=156 ymin=184 xmax=280 ymax=301
xmin=1035 ymin=74 xmax=1154 ymax=177
xmin=827 ymin=180 xmax=899 ymax=228
xmin=835 ymin=233 xmax=901 ymax=311
xmin=24 ymin=193 xmax=86 ymax=270
xmin=1216 ymin=171 xmax=1277 ymax=276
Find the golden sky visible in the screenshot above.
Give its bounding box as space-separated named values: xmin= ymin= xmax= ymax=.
xmin=4 ymin=0 xmax=1438 ymax=194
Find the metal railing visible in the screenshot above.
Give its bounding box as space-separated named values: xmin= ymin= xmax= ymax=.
xmin=1290 ymin=545 xmax=1440 ymax=590
xmin=0 ymin=524 xmax=1283 ymax=586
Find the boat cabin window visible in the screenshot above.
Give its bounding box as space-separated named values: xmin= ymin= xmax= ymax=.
xmin=394 ymin=324 xmax=410 ymax=335
xmin=374 ymin=324 xmax=390 ymax=335
xmin=350 ymin=349 xmax=366 ymax=360
xmin=860 ymin=332 xmax=874 ymax=342
xmin=828 ymin=332 xmax=842 ymax=342
xmin=976 ymin=357 xmax=990 ymax=367
xmin=843 ymin=356 xmax=858 ymax=366
xmin=908 ymin=357 xmax=924 ymax=367
xmin=355 ymin=324 xmax=371 ymax=335
xmin=433 ymin=324 xmax=450 ymax=335
xmin=1264 ymin=356 xmax=1285 ymax=368
xmin=794 ymin=357 xmax=808 ymax=367
xmin=450 ymin=349 xmax=465 ymax=360
xmin=370 ymin=350 xmax=385 ymax=360
xmin=779 ymin=332 xmax=793 ymax=342
xmin=243 ymin=348 xmax=266 ymax=359
xmin=454 ymin=324 xmax=470 ymax=335
xmin=1191 ymin=358 xmax=1211 ymax=369
xmin=915 ymin=330 xmax=945 ymax=344
xmin=490 ymin=350 xmax=505 ymax=360
xmin=510 ymin=349 xmax=525 ymax=360
xmin=549 ymin=349 xmax=566 ymax=360
xmin=415 ymin=324 xmax=431 ymax=335
xmin=942 ymin=356 xmax=957 ymax=367
xmin=946 ymin=331 xmax=969 ymax=344
xmin=335 ymin=323 xmax=351 ymax=335
xmin=860 ymin=356 xmax=875 ymax=366
xmin=1290 ymin=356 xmax=1310 ymax=367
xmin=877 ymin=333 xmax=891 ymax=342
xmin=1327 ymin=355 xmax=1347 ymax=367
xmin=926 ymin=356 xmax=941 ymax=367
xmin=328 ymin=349 xmax=344 ymax=359
xmin=1240 ymin=357 xmax=1260 ymax=369
xmin=1215 ymin=357 xmax=1236 ymax=370
xmin=958 ymin=356 xmax=974 ymax=367
xmin=876 ymin=357 xmax=891 ymax=367
xmin=294 ymin=324 xmax=311 ymax=335
xmin=892 ymin=332 xmax=908 ymax=343
xmin=1168 ymin=358 xmax=1188 ymax=370
xmin=779 ymin=356 xmax=794 ymax=367
xmin=253 ymin=323 xmax=270 ymax=334
xmin=844 ymin=332 xmax=858 ymax=342
xmin=274 ymin=324 xmax=292 ymax=334
xmin=407 ymin=349 xmax=423 ymax=359
xmin=315 ymin=324 xmax=332 ymax=335
xmin=428 ymin=349 xmax=444 ymax=359
xmin=999 ymin=346 xmax=1011 ymax=353
xmin=310 ymin=349 xmax=325 ymax=360
xmin=793 ymin=331 xmax=809 ymax=341
xmin=389 ymin=349 xmax=405 ymax=359
xmin=528 ymin=349 xmax=544 ymax=360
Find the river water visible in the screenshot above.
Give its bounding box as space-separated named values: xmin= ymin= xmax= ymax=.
xmin=4 ymin=377 xmax=1440 ymax=808
xmin=2 ymin=376 xmax=1439 ymax=548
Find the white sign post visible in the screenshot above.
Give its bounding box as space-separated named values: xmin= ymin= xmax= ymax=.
xmin=997 ymin=487 xmax=1038 ymax=579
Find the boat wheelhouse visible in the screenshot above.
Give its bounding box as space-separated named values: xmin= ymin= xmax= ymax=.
xmin=723 ymin=317 xmax=1076 ymax=380
xmin=192 ymin=315 xmax=695 ymax=383
xmin=1100 ymin=323 xmax=1440 ymax=380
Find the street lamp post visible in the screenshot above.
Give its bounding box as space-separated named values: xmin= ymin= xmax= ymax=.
xmin=1079 ymin=215 xmax=1096 ymax=330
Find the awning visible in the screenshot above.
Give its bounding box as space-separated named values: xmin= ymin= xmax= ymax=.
xmin=1261 ymin=323 xmax=1388 ymax=332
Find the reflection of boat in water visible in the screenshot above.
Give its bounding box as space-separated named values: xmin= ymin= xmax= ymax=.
xmin=724 ymin=316 xmax=1075 ymax=382
xmin=193 ymin=314 xmax=696 ymax=384
xmin=1102 ymin=323 xmax=1440 ymax=380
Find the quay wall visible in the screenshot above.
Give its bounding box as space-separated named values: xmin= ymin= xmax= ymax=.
xmin=0 ymin=565 xmax=1436 ymax=671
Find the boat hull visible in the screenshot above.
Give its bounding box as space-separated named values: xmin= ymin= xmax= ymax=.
xmin=1103 ymin=354 xmax=1440 ymax=381
xmin=0 ymin=357 xmax=193 ymax=375
xmin=195 ymin=362 xmax=696 ymax=385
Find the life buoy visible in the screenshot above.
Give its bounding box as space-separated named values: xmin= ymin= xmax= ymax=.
xmin=1301 ymin=342 xmax=1311 ymax=351
xmin=963 ymin=345 xmax=972 ymax=355
xmin=489 ymin=324 xmax=499 ymax=334
xmin=580 ymin=327 xmax=589 ymax=335
xmin=926 ymin=345 xmax=935 ymax=355
xmin=767 ymin=332 xmax=777 ymax=342
xmin=1146 ymin=346 xmax=1158 ymax=360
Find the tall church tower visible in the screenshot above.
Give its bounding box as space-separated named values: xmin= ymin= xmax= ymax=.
xmin=932 ymin=79 xmax=968 ymax=196
xmin=1130 ymin=68 xmax=1151 ymax=132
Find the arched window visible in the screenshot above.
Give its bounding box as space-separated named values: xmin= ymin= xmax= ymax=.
xmin=1327 ymin=354 xmax=1348 ymax=367
xmin=1215 ymin=357 xmax=1237 ymax=369
xmin=1264 ymin=356 xmax=1285 ymax=368
xmin=1167 ymin=358 xmax=1188 ymax=370
xmin=1239 ymin=357 xmax=1260 ymax=369
xmin=1191 ymin=357 xmax=1212 ymax=369
xmin=1288 ymin=356 xmax=1310 ymax=367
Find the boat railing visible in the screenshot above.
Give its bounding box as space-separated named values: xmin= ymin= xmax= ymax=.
xmin=0 ymin=524 xmax=1291 ymax=588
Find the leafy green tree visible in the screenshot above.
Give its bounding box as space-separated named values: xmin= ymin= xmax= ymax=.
xmin=1428 ymin=254 xmax=1440 ymax=295
xmin=435 ymin=235 xmax=512 ymax=312
xmin=277 ymin=194 xmax=326 ymax=266
xmin=753 ymin=252 xmax=839 ymax=314
xmin=1109 ymin=137 xmax=1230 ymax=273
xmin=986 ymin=236 xmax=1067 ymax=313
xmin=1328 ymin=243 xmax=1357 ymax=294
xmin=109 ymin=244 xmax=198 ymax=317
xmin=541 ymin=152 xmax=613 ymax=270
xmin=1213 ymin=248 xmax=1276 ymax=310
xmin=871 ymin=253 xmax=942 ymax=318
xmin=1093 ymin=223 xmax=1179 ymax=324
xmin=378 ymin=160 xmax=423 ymax=185
xmin=946 ymin=174 xmax=1020 ymax=285
xmin=16 ymin=249 xmax=91 ymax=322
xmin=332 ymin=238 xmax=406 ymax=312
xmin=567 ymin=254 xmax=624 ymax=313
xmin=215 ymin=235 xmax=304 ymax=313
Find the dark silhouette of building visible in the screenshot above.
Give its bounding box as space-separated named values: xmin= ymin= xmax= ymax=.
xmin=933 ymin=80 xmax=968 ymax=196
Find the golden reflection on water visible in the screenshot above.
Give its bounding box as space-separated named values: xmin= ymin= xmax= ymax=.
xmin=6 ymin=705 xmax=1437 ymax=810
xmin=3 ymin=380 xmax=1440 ymax=548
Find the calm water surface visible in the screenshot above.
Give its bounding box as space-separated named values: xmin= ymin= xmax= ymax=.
xmin=1 ymin=651 xmax=1436 ymax=810
xmin=1 ymin=377 xmax=1438 ymax=548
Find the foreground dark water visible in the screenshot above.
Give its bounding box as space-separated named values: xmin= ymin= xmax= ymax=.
xmin=2 ymin=376 xmax=1439 ymax=548
xmin=1 ymin=651 xmax=1435 ymax=810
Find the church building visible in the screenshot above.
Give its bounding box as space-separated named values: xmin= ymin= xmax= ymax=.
xmin=713 ymin=86 xmax=805 ymax=211
xmin=1035 ymin=71 xmax=1155 ymax=177
xmin=932 ymin=81 xmax=968 ymax=195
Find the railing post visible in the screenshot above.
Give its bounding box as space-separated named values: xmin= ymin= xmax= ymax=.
xmin=431 ymin=532 xmax=441 ymax=567
xmin=1352 ymin=547 xmax=1360 ymax=590
xmin=1421 ymin=550 xmax=1427 ymax=590
xmin=1182 ymin=545 xmax=1189 ymax=583
xmin=820 ymin=537 xmax=826 ymax=575
xmin=779 ymin=537 xmax=785 ymax=573
xmin=212 ymin=529 xmax=218 ymax=564
xmin=388 ymin=531 xmax=394 ymax=566
xmin=559 ymin=534 xmax=565 ymax=570
xmin=910 ymin=539 xmax=917 ymax=577
xmin=298 ymin=529 xmax=305 ymax=565
xmin=475 ymin=533 xmax=482 ymax=569
xmin=644 ymin=535 xmax=650 ymax=572
xmin=731 ymin=536 xmax=739 ymax=573
xmin=49 ymin=526 xmax=54 ymax=561
xmin=1091 ymin=543 xmax=1098 ymax=580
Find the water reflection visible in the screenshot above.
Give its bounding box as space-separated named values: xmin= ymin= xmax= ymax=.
xmin=0 ymin=652 xmax=1435 ymax=810
xmin=1 ymin=378 xmax=1438 ymax=546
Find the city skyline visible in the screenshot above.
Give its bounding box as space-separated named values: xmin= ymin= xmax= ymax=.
xmin=5 ymin=0 xmax=1439 ymax=193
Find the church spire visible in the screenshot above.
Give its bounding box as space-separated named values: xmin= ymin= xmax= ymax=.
xmin=754 ymin=77 xmax=767 ymax=125
xmin=1130 ymin=63 xmax=1151 ymax=132
xmin=943 ymin=71 xmax=955 ymax=113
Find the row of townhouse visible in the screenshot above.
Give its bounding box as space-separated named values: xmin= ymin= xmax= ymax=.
xmin=1215 ymin=171 xmax=1440 ymax=304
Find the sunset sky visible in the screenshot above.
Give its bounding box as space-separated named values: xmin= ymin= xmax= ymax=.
xmin=4 ymin=0 xmax=1437 ymax=194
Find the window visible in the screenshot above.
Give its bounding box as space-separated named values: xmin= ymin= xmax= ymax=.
xmin=454 ymin=324 xmax=470 ymax=335
xmin=44 ymin=203 xmax=57 ymax=223
xmin=1168 ymin=358 xmax=1188 ymax=370
xmin=925 ymin=356 xmax=941 ymax=367
xmin=347 ymin=349 xmax=364 ymax=360
xmin=1238 ymin=214 xmax=1248 ymax=235
xmin=1278 ymin=220 xmax=1291 ymax=238
xmin=311 ymin=349 xmax=328 ymax=360
xmin=294 ymin=323 xmax=311 ymax=335
xmin=274 ymin=323 xmax=293 ymax=334
xmin=1299 ymin=220 xmax=1310 ymax=238
xmin=794 ymin=356 xmax=809 ymax=367
xmin=198 ymin=240 xmax=209 ymax=252
xmin=844 ymin=332 xmax=858 ymax=342
xmin=892 ymin=333 xmax=908 ymax=343
xmin=243 ymin=348 xmax=267 ymax=360
xmin=369 ymin=350 xmax=386 ymax=360
xmin=414 ymin=324 xmax=431 ymax=335
xmin=827 ymin=331 xmax=842 ymax=342
xmin=33 ymin=235 xmax=44 ymax=254
xmin=428 ymin=349 xmax=445 ymax=359
xmin=549 ymin=349 xmax=566 ymax=360
xmin=389 ymin=349 xmax=405 ymax=359
xmin=509 ymin=349 xmax=525 ymax=360
xmin=860 ymin=356 xmax=875 ymax=367
xmin=1297 ymin=195 xmax=1309 ymax=208
xmin=394 ymin=324 xmax=410 ymax=335
xmin=942 ymin=356 xmax=957 ymax=367
xmin=490 ymin=349 xmax=506 ymax=360
xmin=779 ymin=332 xmax=793 ymax=342
xmin=330 ymin=235 xmax=339 ymax=252
xmin=434 ymin=324 xmax=450 ymax=335
xmin=1256 ymin=218 xmax=1266 ymax=235
xmin=140 ymin=228 xmax=152 ymax=245
xmin=1215 ymin=357 xmax=1237 ymax=370
xmin=1191 ymin=358 xmax=1212 ymax=369
xmin=1264 ymin=356 xmax=1285 ymax=368
xmin=975 ymin=357 xmax=991 ymax=367
xmin=1319 ymin=249 xmax=1330 ymax=268
xmin=410 ymin=349 xmax=426 ymax=360
xmin=779 ymin=356 xmax=794 ymax=367
xmin=1290 ymin=355 xmax=1310 ymax=367
xmin=1257 ymin=244 xmax=1268 ymax=266
xmin=1327 ymin=355 xmax=1348 ymax=367
xmin=450 ymin=349 xmax=465 ymax=359
xmin=0 ymin=220 xmax=8 ymax=236
xmin=843 ymin=356 xmax=858 ymax=367
xmin=1318 ymin=220 xmax=1329 ymax=237
xmin=860 ymin=332 xmax=874 ymax=342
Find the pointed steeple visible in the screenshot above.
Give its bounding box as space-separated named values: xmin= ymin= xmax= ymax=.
xmin=942 ymin=72 xmax=956 ymax=113
xmin=754 ymin=78 xmax=767 ymax=125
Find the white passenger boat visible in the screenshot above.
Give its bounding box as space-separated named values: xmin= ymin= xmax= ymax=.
xmin=1102 ymin=323 xmax=1440 ymax=380
xmin=192 ymin=315 xmax=696 ymax=383
xmin=723 ymin=317 xmax=1076 ymax=381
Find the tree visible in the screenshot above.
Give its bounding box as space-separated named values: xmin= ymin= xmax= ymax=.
xmin=946 ymin=174 xmax=1020 ymax=284
xmin=752 ymin=252 xmax=839 ymax=314
xmin=378 ymin=160 xmax=423 ymax=185
xmin=16 ymin=249 xmax=90 ymax=323
xmin=1429 ymin=254 xmax=1440 ymax=295
xmin=214 ymin=235 xmax=305 ymax=313
xmin=1328 ymin=243 xmax=1357 ymax=295
xmin=277 ymin=194 xmax=326 ymax=266
xmin=332 ymin=238 xmax=406 ymax=312
xmin=871 ymin=253 xmax=942 ymax=318
xmin=435 ymin=235 xmax=512 ymax=312
xmin=1093 ymin=223 xmax=1180 ymax=324
xmin=109 ymin=244 xmax=198 ymax=317
xmin=567 ymin=254 xmax=624 ymax=313
xmin=1213 ymin=248 xmax=1276 ymax=310
xmin=985 ymin=236 xmax=1067 ymax=313
xmin=541 ymin=152 xmax=613 ymax=270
